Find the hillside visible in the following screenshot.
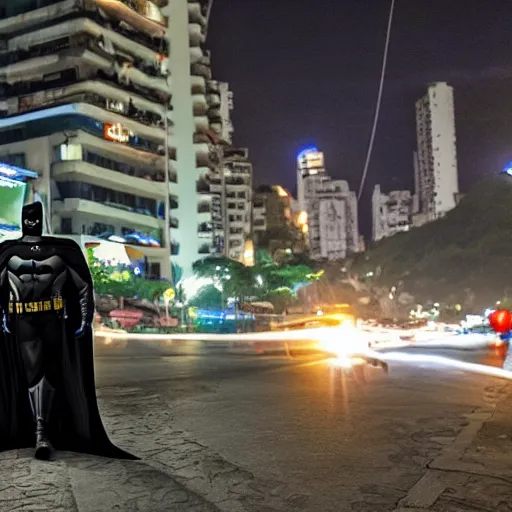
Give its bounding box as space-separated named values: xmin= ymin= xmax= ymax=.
xmin=352 ymin=174 xmax=512 ymax=309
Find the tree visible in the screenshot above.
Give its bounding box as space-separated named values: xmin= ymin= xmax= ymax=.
xmin=192 ymin=256 xmax=253 ymax=303
xmin=191 ymin=254 xmax=316 ymax=308
xmin=87 ymin=248 xmax=170 ymax=301
xmin=188 ymin=285 xmax=222 ymax=309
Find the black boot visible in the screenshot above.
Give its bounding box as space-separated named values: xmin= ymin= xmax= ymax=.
xmin=28 ymin=377 xmax=55 ymax=460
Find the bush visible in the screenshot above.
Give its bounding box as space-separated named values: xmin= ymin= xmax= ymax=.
xmin=353 ymin=175 xmax=512 ymax=309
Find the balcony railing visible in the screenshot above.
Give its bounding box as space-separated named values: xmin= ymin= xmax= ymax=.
xmin=82 ymin=151 xmax=174 ymax=183
xmin=191 ymin=62 xmax=212 ymax=80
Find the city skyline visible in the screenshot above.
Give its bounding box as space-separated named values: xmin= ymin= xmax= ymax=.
xmin=209 ymin=0 xmax=512 ymax=234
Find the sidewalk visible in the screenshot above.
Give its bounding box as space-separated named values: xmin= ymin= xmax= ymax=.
xmin=394 ymin=381 xmax=512 ymax=511
xmin=0 ymin=448 xmax=219 ymax=512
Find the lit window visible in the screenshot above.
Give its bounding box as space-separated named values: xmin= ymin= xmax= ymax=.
xmin=59 ymin=144 xmax=83 ymax=161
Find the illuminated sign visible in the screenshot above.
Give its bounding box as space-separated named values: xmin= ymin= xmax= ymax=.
xmin=503 ymin=162 xmax=512 ymax=176
xmin=104 ymin=123 xmax=133 ymax=143
xmin=0 ymin=162 xmax=38 ymax=180
xmin=297 ymin=146 xmax=319 ymax=160
xmin=297 ymin=146 xmax=324 ymax=172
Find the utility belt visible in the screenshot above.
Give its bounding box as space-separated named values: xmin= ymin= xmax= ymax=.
xmin=8 ymin=297 xmax=65 ymax=315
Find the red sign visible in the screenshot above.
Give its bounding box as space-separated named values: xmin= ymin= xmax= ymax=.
xmin=104 ymin=123 xmax=132 ymax=143
xmin=488 ymin=309 xmax=512 ymax=334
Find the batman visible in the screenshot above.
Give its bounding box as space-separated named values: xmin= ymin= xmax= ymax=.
xmin=0 ymin=202 xmax=136 ymax=460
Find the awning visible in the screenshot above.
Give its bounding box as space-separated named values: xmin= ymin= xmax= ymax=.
xmin=90 ymin=240 xmax=144 ymax=265
xmin=0 ymin=162 xmax=38 ymax=180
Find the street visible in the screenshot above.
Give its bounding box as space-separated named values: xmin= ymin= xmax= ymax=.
xmin=2 ymin=341 xmax=512 ymax=511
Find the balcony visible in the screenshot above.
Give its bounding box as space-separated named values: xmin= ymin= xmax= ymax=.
xmin=189 ymin=23 xmax=205 ymax=46
xmin=191 ymin=62 xmax=211 ymax=80
xmin=198 ymin=222 xmax=213 ymax=237
xmin=191 ymin=75 xmax=206 ymax=95
xmin=206 ymin=93 xmax=221 ymax=108
xmin=4 ymin=82 xmax=166 ymax=129
xmin=4 ymin=18 xmax=167 ymax=68
xmin=50 ymin=130 xmax=168 ymax=168
xmin=193 ymin=132 xmax=210 ymax=144
xmin=225 ymin=177 xmax=249 ymax=187
xmin=53 ymin=198 xmax=163 ymax=229
xmin=1 ymin=49 xmax=169 ymax=105
xmin=198 ymin=202 xmax=211 ymax=213
xmin=188 ymin=2 xmax=207 ymax=26
xmin=192 ymin=94 xmax=208 ymax=116
xmin=52 ymin=160 xmax=168 ymax=199
xmin=93 ymin=0 xmax=167 ymax=39
xmin=208 ymin=107 xmax=221 ymax=121
xmin=196 ymin=179 xmax=210 ymax=194
xmin=206 ymin=80 xmax=219 ymax=94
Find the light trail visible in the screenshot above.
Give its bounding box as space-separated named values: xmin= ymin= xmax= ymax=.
xmin=380 ymin=351 xmax=512 ymax=380
xmin=95 ymin=326 xmax=341 ymax=343
xmin=95 ymin=327 xmax=494 ymax=351
xmin=95 ymin=326 xmax=512 ymax=380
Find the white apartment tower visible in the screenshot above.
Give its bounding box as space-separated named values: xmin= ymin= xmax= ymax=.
xmin=372 ymin=185 xmax=412 ymax=242
xmin=296 ymin=147 xmax=359 ymax=260
xmin=415 ymin=82 xmax=459 ymax=221
xmin=0 ymin=0 xmax=218 ymax=281
xmin=199 ymin=80 xmax=252 ymax=263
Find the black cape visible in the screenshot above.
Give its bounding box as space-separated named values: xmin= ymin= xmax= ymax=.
xmin=0 ymin=236 xmax=137 ymax=459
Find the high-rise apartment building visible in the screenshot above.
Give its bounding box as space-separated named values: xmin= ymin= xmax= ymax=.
xmin=199 ymin=80 xmax=253 ymax=263
xmin=372 ymin=185 xmax=413 ymax=242
xmin=296 ymin=147 xmax=359 ymax=260
xmin=0 ymin=0 xmax=218 ymax=280
xmin=208 ymin=147 xmax=252 ymax=262
xmin=297 ymin=146 xmax=326 ymax=211
xmin=415 ymin=82 xmax=459 ymax=222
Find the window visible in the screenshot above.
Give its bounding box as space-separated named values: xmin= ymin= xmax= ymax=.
xmin=60 ymin=218 xmax=73 ymax=234
xmin=0 ymin=153 xmax=26 ymax=168
xmin=147 ymin=263 xmax=161 ymax=280
xmin=88 ymin=223 xmax=114 ymax=236
xmin=56 ymin=144 xmax=83 ymax=161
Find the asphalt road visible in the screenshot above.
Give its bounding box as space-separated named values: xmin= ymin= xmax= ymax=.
xmin=89 ymin=343 xmax=511 ymax=512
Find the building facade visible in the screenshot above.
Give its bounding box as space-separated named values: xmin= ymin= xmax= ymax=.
xmin=213 ymin=147 xmax=252 ymax=262
xmin=296 ymin=147 xmax=359 ymax=260
xmin=0 ymin=0 xmax=218 ymax=280
xmin=196 ymin=79 xmax=253 ymax=264
xmin=372 ymin=185 xmax=413 ymax=242
xmin=415 ymin=82 xmax=459 ymax=222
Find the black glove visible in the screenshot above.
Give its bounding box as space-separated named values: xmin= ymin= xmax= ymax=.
xmin=75 ymin=320 xmax=87 ymax=337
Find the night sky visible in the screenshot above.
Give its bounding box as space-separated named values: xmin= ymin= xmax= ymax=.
xmin=208 ymin=1 xmax=512 ymax=234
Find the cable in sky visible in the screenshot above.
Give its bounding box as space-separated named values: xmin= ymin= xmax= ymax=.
xmin=357 ymin=0 xmax=396 ymax=200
